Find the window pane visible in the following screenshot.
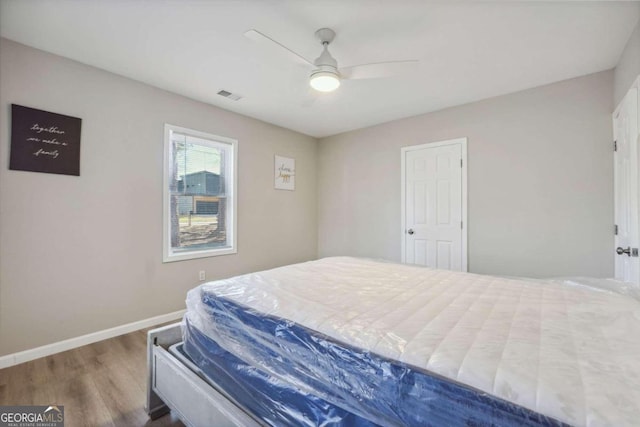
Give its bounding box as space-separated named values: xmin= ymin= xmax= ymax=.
xmin=165 ymin=126 xmax=235 ymax=261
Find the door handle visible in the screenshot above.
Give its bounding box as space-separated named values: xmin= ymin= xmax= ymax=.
xmin=617 ymin=246 xmax=631 ymax=256
xmin=407 ymin=229 xmax=414 ymax=235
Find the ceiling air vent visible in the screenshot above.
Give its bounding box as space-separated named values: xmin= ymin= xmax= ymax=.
xmin=217 ymin=89 xmax=242 ymax=101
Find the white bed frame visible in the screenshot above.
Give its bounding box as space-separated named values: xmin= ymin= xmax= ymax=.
xmin=145 ymin=323 xmax=261 ymax=427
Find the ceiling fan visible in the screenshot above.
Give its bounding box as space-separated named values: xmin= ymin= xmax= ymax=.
xmin=245 ymin=28 xmax=420 ymax=93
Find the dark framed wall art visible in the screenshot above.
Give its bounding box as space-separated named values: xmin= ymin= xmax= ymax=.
xmin=9 ymin=104 xmax=82 ymax=176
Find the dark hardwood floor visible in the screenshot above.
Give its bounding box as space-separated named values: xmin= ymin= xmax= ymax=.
xmin=0 ymin=324 xmax=185 ymax=427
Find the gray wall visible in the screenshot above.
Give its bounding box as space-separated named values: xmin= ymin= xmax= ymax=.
xmin=0 ymin=39 xmax=318 ymax=356
xmin=614 ymin=17 xmax=640 ymax=106
xmin=318 ymin=71 xmax=614 ymax=279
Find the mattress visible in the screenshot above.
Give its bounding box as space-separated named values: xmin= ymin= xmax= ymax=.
xmin=183 ymin=296 xmax=561 ymax=426
xmin=184 ymin=257 xmax=640 ymax=426
xmin=180 ymin=325 xmax=378 ymax=426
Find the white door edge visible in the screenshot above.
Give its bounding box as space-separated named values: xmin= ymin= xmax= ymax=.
xmin=401 ymin=137 xmax=468 ymax=271
xmin=613 ymin=75 xmax=640 ymax=285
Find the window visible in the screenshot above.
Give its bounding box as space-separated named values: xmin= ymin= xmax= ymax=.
xmin=163 ymin=124 xmax=237 ymax=262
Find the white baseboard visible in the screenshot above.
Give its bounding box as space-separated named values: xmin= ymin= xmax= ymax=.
xmin=0 ymin=309 xmax=185 ymax=369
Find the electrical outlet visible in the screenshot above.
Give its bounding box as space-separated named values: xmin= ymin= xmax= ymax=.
xmin=199 ymin=271 xmax=206 ymax=281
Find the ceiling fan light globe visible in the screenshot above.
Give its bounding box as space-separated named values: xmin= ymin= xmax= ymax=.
xmin=310 ymin=71 xmax=341 ymax=92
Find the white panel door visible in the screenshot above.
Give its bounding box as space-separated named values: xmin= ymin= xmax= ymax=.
xmin=614 ymin=87 xmax=639 ymax=284
xmin=403 ymin=140 xmax=466 ymax=271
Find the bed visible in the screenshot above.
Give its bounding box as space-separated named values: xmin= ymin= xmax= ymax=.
xmin=147 ymin=257 xmax=640 ymax=426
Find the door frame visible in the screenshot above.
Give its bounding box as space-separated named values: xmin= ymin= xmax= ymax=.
xmin=401 ymin=137 xmax=468 ymax=270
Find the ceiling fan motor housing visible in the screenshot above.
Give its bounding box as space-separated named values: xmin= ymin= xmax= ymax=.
xmin=313 ymin=28 xmax=338 ymax=71
xmin=314 ymin=45 xmax=338 ymax=68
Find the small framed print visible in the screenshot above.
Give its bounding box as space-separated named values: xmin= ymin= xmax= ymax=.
xmin=275 ymin=155 xmax=295 ymax=191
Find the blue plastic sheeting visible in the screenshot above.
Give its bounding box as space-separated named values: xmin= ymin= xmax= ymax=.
xmin=184 ymin=294 xmax=568 ymax=427
xmin=183 ymin=320 xmax=378 ymax=427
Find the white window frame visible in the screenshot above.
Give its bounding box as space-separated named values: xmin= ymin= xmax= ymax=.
xmin=163 ymin=124 xmax=238 ymax=262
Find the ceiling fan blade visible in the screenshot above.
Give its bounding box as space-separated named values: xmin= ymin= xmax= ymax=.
xmin=341 ymin=60 xmax=419 ymax=80
xmin=244 ymin=29 xmax=313 ymax=67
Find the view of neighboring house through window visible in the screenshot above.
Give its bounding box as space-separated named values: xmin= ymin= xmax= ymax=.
xmin=163 ymin=124 xmax=237 ymax=262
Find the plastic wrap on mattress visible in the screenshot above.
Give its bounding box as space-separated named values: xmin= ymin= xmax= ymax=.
xmin=546 ymin=277 xmax=640 ymax=301
xmin=183 ymin=294 xmax=564 ymax=427
xmin=181 ymin=320 xmax=378 ymax=427
xmin=184 ymin=257 xmax=640 ymax=427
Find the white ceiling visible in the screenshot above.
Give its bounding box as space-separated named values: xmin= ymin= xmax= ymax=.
xmin=1 ymin=1 xmax=639 ymax=138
